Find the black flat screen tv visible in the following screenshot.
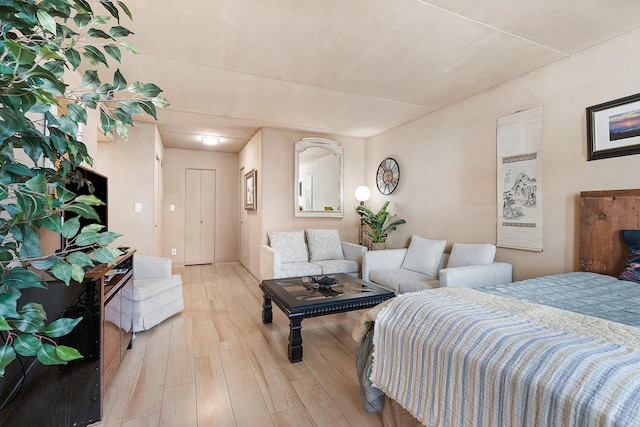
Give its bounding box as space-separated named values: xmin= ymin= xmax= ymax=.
xmin=60 ymin=166 xmax=108 ymax=251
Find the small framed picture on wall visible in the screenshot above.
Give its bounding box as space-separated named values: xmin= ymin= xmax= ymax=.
xmin=587 ymin=93 xmax=640 ymax=160
xmin=244 ymin=169 xmax=257 ymax=210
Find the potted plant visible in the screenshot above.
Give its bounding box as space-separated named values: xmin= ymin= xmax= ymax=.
xmin=0 ymin=0 xmax=167 ymax=376
xmin=356 ymin=201 xmax=406 ymax=250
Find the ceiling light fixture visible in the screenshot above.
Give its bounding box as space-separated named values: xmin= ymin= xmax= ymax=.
xmin=201 ymin=136 xmax=220 ymax=145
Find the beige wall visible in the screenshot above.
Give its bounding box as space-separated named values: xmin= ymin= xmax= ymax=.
xmin=365 ymin=29 xmax=640 ymax=281
xmin=238 ymin=127 xmax=366 ymax=279
xmin=162 ymin=148 xmax=239 ymax=264
xmin=97 ymin=122 xmax=160 ymax=255
xmin=238 ymin=130 xmax=262 ymax=274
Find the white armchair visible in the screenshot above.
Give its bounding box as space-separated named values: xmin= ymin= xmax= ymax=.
xmin=130 ymin=255 xmax=184 ymax=332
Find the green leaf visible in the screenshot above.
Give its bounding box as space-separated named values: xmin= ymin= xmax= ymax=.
xmin=75 ymin=195 xmax=105 ymax=206
xmin=58 ymin=115 xmax=79 ymax=140
xmin=14 ymin=303 xmax=47 ymax=333
xmin=25 ymin=174 xmax=47 ymax=193
xmin=115 ymin=120 xmax=129 ymax=139
xmin=104 ymin=44 xmax=121 ymax=63
xmin=71 ymin=264 xmax=85 ymax=282
xmin=117 ymin=1 xmax=133 ymax=20
xmin=31 ymin=257 xmax=58 ymax=271
xmin=56 ymin=345 xmax=83 ymax=362
xmin=0 ymin=289 xmax=21 ymax=319
xmin=51 ymin=262 xmax=72 ymax=285
xmin=88 ymin=28 xmax=113 ymax=39
xmin=137 ymin=100 xmax=157 ymax=119
xmin=65 ymin=250 xmax=95 ymax=267
xmin=0 ymin=316 xmax=10 ymax=331
xmin=67 ymin=103 xmax=88 ymax=124
xmin=152 ymin=96 xmax=170 ymax=109
xmin=13 ymin=334 xmax=41 ymax=357
xmin=74 ymin=12 xmax=92 ymax=28
xmin=81 ymin=224 xmax=105 ymax=233
xmin=92 ymin=15 xmax=111 ymax=25
xmin=0 ymin=345 xmax=17 ymax=376
xmin=109 ymin=25 xmax=133 ymax=38
xmin=61 ymin=216 xmax=81 ymax=239
xmin=5 ymin=39 xmax=36 ymax=65
xmin=2 ymin=268 xmax=46 ymax=290
xmin=65 ymin=204 xmax=99 ymax=221
xmin=112 ymin=107 xmax=133 ymax=125
xmin=83 ymin=45 xmax=108 ymax=67
xmin=100 ymin=110 xmax=116 ymax=135
xmin=118 ymin=99 xmax=141 ymax=115
xmin=95 ymin=231 xmax=122 ymax=245
xmin=140 ymin=83 xmax=163 ymax=98
xmin=74 ymin=231 xmax=98 ymax=247
xmin=37 ymin=343 xmax=66 ymax=365
xmin=82 ymin=70 xmax=101 ymax=88
xmin=45 ymin=317 xmax=82 ymax=338
xmin=93 ymin=247 xmax=117 ymax=264
xmin=113 ymin=69 xmax=127 ymax=90
xmin=64 ymin=48 xmax=81 ymax=70
xmin=120 ymin=41 xmax=138 ymax=54
xmin=36 ymin=9 xmax=57 ymax=34
xmin=101 ymin=1 xmax=120 ymax=21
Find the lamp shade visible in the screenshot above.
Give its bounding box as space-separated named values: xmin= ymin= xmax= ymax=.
xmin=355 ymin=186 xmax=371 ymax=202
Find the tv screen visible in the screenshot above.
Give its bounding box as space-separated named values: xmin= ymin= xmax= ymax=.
xmin=60 ymin=166 xmax=108 ymax=251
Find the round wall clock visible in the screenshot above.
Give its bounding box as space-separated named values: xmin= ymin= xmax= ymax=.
xmin=376 ymin=157 xmax=400 ymax=195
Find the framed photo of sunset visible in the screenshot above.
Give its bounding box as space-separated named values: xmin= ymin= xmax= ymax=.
xmin=587 ymin=93 xmax=640 ymax=160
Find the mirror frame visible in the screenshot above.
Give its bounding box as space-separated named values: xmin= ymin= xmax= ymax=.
xmin=294 ymin=137 xmax=344 ymax=218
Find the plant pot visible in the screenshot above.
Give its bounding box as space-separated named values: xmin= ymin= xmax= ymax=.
xmin=369 ymin=242 xmax=388 ymax=251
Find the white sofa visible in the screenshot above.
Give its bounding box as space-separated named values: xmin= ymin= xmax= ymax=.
xmin=362 ymin=236 xmax=512 ymax=293
xmin=260 ymin=229 xmax=367 ymax=281
xmin=130 ymin=255 xmax=184 ymax=332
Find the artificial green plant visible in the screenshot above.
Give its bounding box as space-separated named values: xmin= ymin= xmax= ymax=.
xmin=0 ymin=0 xmax=168 ymax=375
xmin=356 ymin=201 xmax=406 ymax=244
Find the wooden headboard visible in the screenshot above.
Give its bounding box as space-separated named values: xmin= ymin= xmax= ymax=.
xmin=580 ymin=189 xmax=640 ymax=276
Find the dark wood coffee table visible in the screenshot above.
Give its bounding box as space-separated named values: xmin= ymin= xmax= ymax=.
xmin=260 ymin=273 xmax=394 ymax=363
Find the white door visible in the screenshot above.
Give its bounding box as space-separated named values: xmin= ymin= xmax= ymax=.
xmin=185 ymin=168 xmax=216 ymax=265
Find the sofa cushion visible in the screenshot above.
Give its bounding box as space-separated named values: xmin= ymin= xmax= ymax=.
xmin=281 ymin=262 xmax=322 ymax=278
xmin=447 ymin=243 xmax=496 ymax=268
xmin=314 ymin=259 xmax=359 ymax=275
xmin=306 ymin=229 xmax=344 ymax=262
xmin=401 ymin=235 xmax=446 ymax=277
xmin=370 ymin=268 xmax=437 ymax=293
xmin=268 ymin=230 xmax=308 ymax=263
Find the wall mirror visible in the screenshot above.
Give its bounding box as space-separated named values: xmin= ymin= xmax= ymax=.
xmin=294 ymin=137 xmax=343 ymax=217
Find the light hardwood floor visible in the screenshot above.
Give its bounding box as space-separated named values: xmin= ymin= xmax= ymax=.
xmin=95 ymin=263 xmax=383 ymax=427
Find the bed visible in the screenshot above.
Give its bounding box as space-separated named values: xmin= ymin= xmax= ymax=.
xmin=354 ymin=189 xmax=640 ymax=427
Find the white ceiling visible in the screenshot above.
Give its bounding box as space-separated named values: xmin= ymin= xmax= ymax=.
xmin=113 ymin=0 xmax=640 ymax=153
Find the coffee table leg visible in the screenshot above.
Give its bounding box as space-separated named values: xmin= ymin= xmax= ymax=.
xmin=262 ymin=294 xmax=273 ymax=324
xmin=288 ymin=313 xmax=303 ymax=363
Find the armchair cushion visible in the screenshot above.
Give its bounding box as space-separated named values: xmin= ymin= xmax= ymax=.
xmin=400 ymin=235 xmax=446 ymax=277
xmin=447 ymin=243 xmax=496 ymax=268
xmin=306 ymin=229 xmax=344 ymax=262
xmin=267 ymin=230 xmax=308 ymax=263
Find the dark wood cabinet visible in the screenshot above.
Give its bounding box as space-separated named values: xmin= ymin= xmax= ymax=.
xmin=0 ymin=251 xmax=135 ymax=426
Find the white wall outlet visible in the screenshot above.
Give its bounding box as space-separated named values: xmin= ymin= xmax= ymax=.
xmin=134 ymin=202 xmax=142 ymax=212
xmin=170 ymin=204 xmax=176 ymax=211
xmin=171 ymin=248 xmax=177 ymax=256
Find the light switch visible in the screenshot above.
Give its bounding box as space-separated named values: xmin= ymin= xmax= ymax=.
xmin=170 ymin=204 xmax=176 ymax=211
xmin=134 ymin=202 xmax=142 ymax=212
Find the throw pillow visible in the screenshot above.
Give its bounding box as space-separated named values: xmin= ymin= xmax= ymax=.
xmin=306 ymin=229 xmax=344 ymax=262
xmin=268 ymin=231 xmax=308 ymax=263
xmin=622 ymin=230 xmax=640 ymax=252
xmin=619 ymin=250 xmax=640 ymax=284
xmin=447 ymin=243 xmax=496 ymax=268
xmin=401 ymin=235 xmax=446 ymax=278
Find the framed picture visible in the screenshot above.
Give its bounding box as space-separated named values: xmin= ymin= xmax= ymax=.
xmin=587 ymin=93 xmax=640 ymax=160
xmin=244 ymin=169 xmax=257 ymax=210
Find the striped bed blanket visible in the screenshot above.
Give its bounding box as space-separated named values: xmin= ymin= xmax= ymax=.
xmin=369 ymin=287 xmax=640 ymax=427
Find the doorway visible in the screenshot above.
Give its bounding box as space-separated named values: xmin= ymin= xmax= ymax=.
xmin=185 ymin=168 xmax=215 ymax=265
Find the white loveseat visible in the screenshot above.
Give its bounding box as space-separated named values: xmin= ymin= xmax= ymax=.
xmin=260 ymin=229 xmax=367 ymax=281
xmin=362 ymin=236 xmax=512 ymax=293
